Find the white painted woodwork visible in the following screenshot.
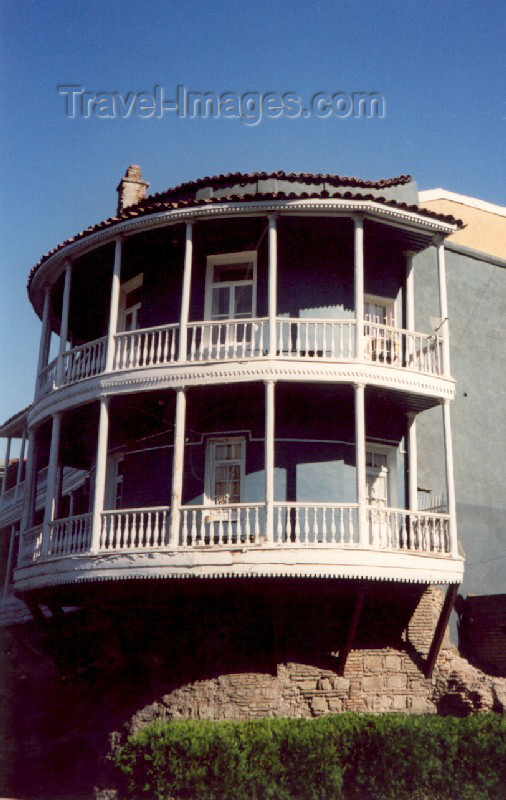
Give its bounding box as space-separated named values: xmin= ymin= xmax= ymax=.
xmin=354 ymin=218 xmax=365 ymax=360
xmin=274 ymin=503 xmax=358 ymax=545
xmin=105 ymin=238 xmax=123 ymax=373
xmin=437 ymin=240 xmax=451 ymax=377
xmin=115 ymin=325 xmax=178 ymax=369
xmin=405 ymin=252 xmax=415 ymax=332
xmin=355 ymin=383 xmax=367 ymax=546
xmin=35 ymin=288 xmax=51 ymax=396
xmin=265 ymin=380 xmax=275 ymax=544
xmin=407 ymin=412 xmax=418 ymax=512
xmin=268 ymin=216 xmax=278 ymax=356
xmin=2 ymin=525 xmax=16 ymax=601
xmin=442 ymin=400 xmax=458 ymax=557
xmin=14 ymin=429 xmax=26 ymax=504
xmin=178 ymin=222 xmax=193 ymax=361
xmin=62 ymin=336 xmax=107 ymax=383
xmin=41 ymin=413 xmax=61 ymax=557
xmin=187 ymin=319 xmax=267 ymax=361
xmin=55 ymin=262 xmax=72 ymax=386
xmin=48 ymin=513 xmax=92 ymax=557
xmin=91 ymin=397 xmax=109 ymax=552
xmin=1 ymin=437 xmax=11 ymax=496
xmin=169 ymin=388 xmax=186 ymax=544
xmin=18 ymin=524 xmax=43 ymax=565
xmin=277 ymin=319 xmax=356 ymax=360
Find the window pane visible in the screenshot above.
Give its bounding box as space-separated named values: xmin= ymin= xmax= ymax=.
xmin=234 ymin=285 xmax=253 ymax=317
xmin=214 ymin=262 xmax=253 ymax=283
xmin=212 ymin=286 xmax=230 ymax=319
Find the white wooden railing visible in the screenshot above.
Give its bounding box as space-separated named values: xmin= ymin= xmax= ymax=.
xmin=62 ymin=337 xmax=107 ymax=385
xmin=114 ymin=324 xmax=178 ymax=370
xmin=18 ymin=524 xmax=43 ymax=565
xmin=366 ymin=506 xmax=450 ymax=553
xmin=364 ymin=323 xmax=443 ymax=376
xmin=37 ymin=356 xmax=58 ymax=397
xmin=186 ymin=319 xmax=268 ymax=361
xmin=277 ymin=319 xmax=356 ymax=360
xmin=48 ymin=513 xmax=92 ymax=557
xmin=180 ymin=503 xmax=265 ymax=546
xmin=100 ymin=507 xmax=170 ymax=550
xmin=274 ymin=503 xmax=359 ymax=544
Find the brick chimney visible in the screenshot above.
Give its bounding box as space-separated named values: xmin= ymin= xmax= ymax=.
xmin=116 ymin=165 xmax=149 ymax=214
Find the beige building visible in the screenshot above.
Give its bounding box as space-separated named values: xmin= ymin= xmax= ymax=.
xmin=419 ymin=189 xmax=506 ymax=261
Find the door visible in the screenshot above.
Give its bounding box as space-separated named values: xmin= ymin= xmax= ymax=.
xmin=366 ymin=448 xmax=390 ymax=546
xmin=364 ymin=295 xmax=399 ymax=364
xmin=204 ymin=253 xmax=257 ymax=357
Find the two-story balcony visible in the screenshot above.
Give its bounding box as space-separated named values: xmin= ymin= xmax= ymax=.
xmin=9 ymin=177 xmax=464 ymax=600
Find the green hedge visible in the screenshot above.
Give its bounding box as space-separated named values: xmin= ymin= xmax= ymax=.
xmin=113 ymin=714 xmax=506 ymax=800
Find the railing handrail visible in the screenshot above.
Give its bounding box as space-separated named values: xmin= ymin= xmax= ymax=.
xmin=63 ymin=335 xmax=107 ymax=357
xmin=364 ymin=322 xmax=442 ymax=341
xmin=274 ymin=501 xmax=359 ymax=509
xmin=114 ymin=322 xmax=179 ymax=338
xmin=277 ymin=317 xmax=355 ymax=325
xmin=181 ymin=501 xmax=265 ymax=511
xmin=51 ymin=511 xmax=93 ymax=525
xmin=366 ymin=504 xmax=449 ymax=518
xmin=188 ymin=317 xmax=268 ymax=329
xmin=102 ymin=506 xmax=171 ymax=514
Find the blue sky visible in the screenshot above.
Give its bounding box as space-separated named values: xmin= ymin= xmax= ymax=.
xmin=1 ymin=0 xmax=505 ymax=434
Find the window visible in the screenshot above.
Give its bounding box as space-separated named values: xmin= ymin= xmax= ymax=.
xmin=205 ymin=438 xmax=245 ymax=507
xmin=366 ymin=448 xmax=390 ymax=508
xmin=119 ymin=274 xmax=143 ymax=332
xmin=105 ymin=453 xmax=125 ymax=510
xmin=364 ymin=294 xmax=399 ymax=364
xmin=205 ymin=253 xmax=256 ymax=321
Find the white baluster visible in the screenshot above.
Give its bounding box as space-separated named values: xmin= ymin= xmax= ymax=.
xmin=286 ymin=506 xmax=292 ymax=541
xmin=190 ymin=511 xmax=197 ymax=546
xmin=254 ymin=507 xmax=260 ymax=542
xmin=182 ymin=510 xmax=188 ymax=545
xmin=245 ymin=507 xmax=251 ymax=542
xmin=218 ymin=513 xmax=224 ymax=545
xmin=348 ymin=509 xmax=354 ymax=544
xmin=295 ymin=323 xmax=301 ymax=357
xmin=330 ymin=507 xmax=337 ymax=543
xmin=321 ymin=508 xmax=327 ymax=543
xmin=278 ymin=320 xmax=283 ymax=355
xmin=198 ymin=511 xmax=205 ymax=545
xmin=294 ymin=507 xmax=301 ymax=543
xmin=275 ymin=507 xmax=282 ymax=543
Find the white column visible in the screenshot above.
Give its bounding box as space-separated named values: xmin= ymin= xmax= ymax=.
xmin=355 ymin=383 xmax=367 ymax=546
xmin=55 ymin=261 xmax=72 ymax=386
xmin=268 ymin=216 xmax=278 ymax=357
xmin=41 ymin=413 xmax=61 ymax=557
xmin=178 ymin=222 xmax=193 ymax=361
xmin=407 ymin=412 xmax=418 ymax=511
xmin=1 ymin=437 xmax=11 ymax=496
xmin=18 ymin=429 xmax=35 ymax=566
xmin=2 ymin=524 xmax=16 ymax=603
xmin=105 ymin=238 xmax=123 ymax=372
xmin=14 ymin=428 xmax=27 ymax=504
xmin=170 ymin=388 xmax=186 ymax=545
xmin=437 ymin=239 xmax=451 ymax=376
xmin=442 ymin=400 xmax=458 ymax=557
xmin=264 ymin=380 xmax=275 ymax=543
xmin=35 ymin=287 xmax=52 ymax=390
xmin=405 ymin=252 xmax=415 ymax=331
xmin=91 ymin=397 xmax=110 ymax=552
xmin=354 ymin=217 xmax=365 ymax=360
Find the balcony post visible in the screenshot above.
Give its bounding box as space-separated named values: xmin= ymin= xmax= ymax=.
xmin=442 ymin=399 xmax=458 ymax=557
xmin=14 ymin=428 xmax=27 ymax=504
xmin=405 ymin=251 xmax=415 ymax=331
xmin=35 ymin=287 xmax=52 ymax=397
xmin=105 ymin=237 xmax=123 ymax=373
xmin=406 ymin=412 xmax=418 ymax=511
xmin=170 ymin=387 xmax=186 ymax=545
xmin=91 ymin=397 xmax=110 ymax=552
xmin=354 ymin=382 xmax=367 ymax=546
xmin=268 ymin=215 xmax=278 ymax=357
xmin=41 ymin=413 xmax=61 ymax=558
xmin=178 ymin=222 xmax=193 ymax=361
xmin=18 ymin=429 xmax=36 ymax=566
xmin=354 ymin=217 xmax=365 ymax=360
xmin=55 ymin=261 xmax=73 ymax=386
xmin=2 ymin=524 xmax=16 ymax=603
xmin=1 ymin=437 xmax=11 ymax=496
xmin=437 ymin=239 xmax=451 ymax=377
xmin=264 ymin=380 xmax=275 ymax=543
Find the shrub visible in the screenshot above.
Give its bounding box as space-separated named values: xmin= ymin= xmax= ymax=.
xmin=113 ymin=714 xmax=506 ymax=800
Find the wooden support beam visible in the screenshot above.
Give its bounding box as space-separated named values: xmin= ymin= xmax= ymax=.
xmin=425 ymin=583 xmax=459 ymax=678
xmin=337 ymin=584 xmax=366 ymax=676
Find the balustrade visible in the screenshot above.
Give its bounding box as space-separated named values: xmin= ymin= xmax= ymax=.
xmin=366 ymin=506 xmax=450 ymax=553
xmin=18 ymin=525 xmax=43 ymax=565
xmin=114 ymin=324 xmax=178 ymax=370
xmin=277 ymin=319 xmax=356 ymax=360
xmin=100 ymin=508 xmax=169 ymax=550
xmin=364 ymin=323 xmax=443 ymax=376
xmin=36 ymin=357 xmax=58 ymax=398
xmin=274 ymin=503 xmax=359 ymax=545
xmin=186 ymin=319 xmax=268 ymax=362
xmin=62 ymin=337 xmax=107 ymax=384
xmin=48 ymin=513 xmax=92 ymax=557
xmin=180 ymin=504 xmax=265 ymax=546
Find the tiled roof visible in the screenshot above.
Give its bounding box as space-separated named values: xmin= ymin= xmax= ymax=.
xmin=27 ymin=173 xmax=464 ymax=293
xmin=0 ymin=405 xmax=30 ymax=436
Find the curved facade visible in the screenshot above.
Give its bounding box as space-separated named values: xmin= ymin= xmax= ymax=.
xmin=5 ymin=168 xmax=465 ymax=601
